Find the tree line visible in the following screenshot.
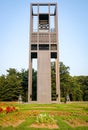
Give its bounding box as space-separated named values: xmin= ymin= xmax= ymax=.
xmin=0 ymin=62 xmax=88 ymax=102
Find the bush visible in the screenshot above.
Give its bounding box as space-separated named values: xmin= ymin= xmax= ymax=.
xmin=60 ymin=97 xmax=65 ymax=102
xmin=36 ymin=113 xmax=56 ymax=124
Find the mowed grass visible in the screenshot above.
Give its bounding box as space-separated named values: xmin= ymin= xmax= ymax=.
xmin=0 ymin=102 xmax=88 ymax=130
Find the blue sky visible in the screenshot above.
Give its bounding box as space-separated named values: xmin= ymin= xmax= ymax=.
xmin=0 ymin=0 xmax=88 ymax=76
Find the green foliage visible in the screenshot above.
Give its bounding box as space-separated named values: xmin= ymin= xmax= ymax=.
xmin=0 ymin=61 xmax=88 ymax=101
xmin=51 ymin=62 xmax=73 ymax=101
xmin=60 ymin=62 xmax=87 ymax=101
xmin=75 ymin=76 xmax=88 ymax=101
xmin=36 ymin=113 xmax=56 ymax=124
xmin=20 ymin=69 xmax=28 ymax=102
xmin=0 ymin=75 xmax=7 ymax=101
xmin=0 ymin=68 xmax=22 ymax=101
xmin=60 ymin=97 xmax=65 ymax=102
xmin=60 ymin=62 xmax=72 ymax=101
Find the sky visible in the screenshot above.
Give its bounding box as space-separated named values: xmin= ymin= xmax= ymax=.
xmin=0 ymin=0 xmax=88 ymax=76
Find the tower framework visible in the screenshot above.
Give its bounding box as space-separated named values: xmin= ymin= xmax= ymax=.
xmin=28 ymin=3 xmax=60 ymax=103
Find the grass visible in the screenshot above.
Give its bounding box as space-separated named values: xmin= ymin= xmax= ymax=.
xmin=0 ymin=102 xmax=88 ymax=130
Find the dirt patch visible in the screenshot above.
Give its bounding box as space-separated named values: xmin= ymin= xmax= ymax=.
xmin=30 ymin=123 xmax=59 ymax=129
xmin=13 ymin=120 xmax=25 ymax=127
xmin=49 ymin=111 xmax=70 ymax=116
xmin=1 ymin=120 xmax=25 ymax=127
xmin=65 ymin=119 xmax=88 ymax=127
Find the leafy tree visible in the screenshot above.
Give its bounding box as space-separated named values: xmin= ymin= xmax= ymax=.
xmin=0 ymin=62 xmax=88 ymax=102
xmin=60 ymin=63 xmax=84 ymax=101
xmin=60 ymin=62 xmax=70 ymax=75
xmin=0 ymin=75 xmax=7 ymax=101
xmin=20 ymin=69 xmax=28 ymax=102
xmin=74 ymin=76 xmax=88 ymax=101
xmin=0 ymin=68 xmax=22 ymax=101
xmin=60 ymin=62 xmax=71 ymax=101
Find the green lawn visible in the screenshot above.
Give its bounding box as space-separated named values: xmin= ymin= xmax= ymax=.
xmin=0 ymin=102 xmax=88 ymax=130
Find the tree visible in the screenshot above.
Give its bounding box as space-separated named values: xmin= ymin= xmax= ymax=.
xmin=20 ymin=69 xmax=28 ymax=102
xmin=0 ymin=62 xmax=88 ymax=101
xmin=74 ymin=76 xmax=88 ymax=101
xmin=60 ymin=62 xmax=71 ymax=101
xmin=0 ymin=68 xmax=23 ymax=101
xmin=0 ymin=75 xmax=7 ymax=101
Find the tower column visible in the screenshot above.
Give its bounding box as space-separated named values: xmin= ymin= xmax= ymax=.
xmin=37 ymin=51 xmax=51 ymax=103
xmin=28 ymin=58 xmax=32 ymax=102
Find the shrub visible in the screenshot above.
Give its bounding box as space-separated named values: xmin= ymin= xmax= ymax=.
xmin=60 ymin=97 xmax=65 ymax=102
xmin=36 ymin=113 xmax=56 ymax=124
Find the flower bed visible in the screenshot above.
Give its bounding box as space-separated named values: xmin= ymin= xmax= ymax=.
xmin=0 ymin=106 xmax=19 ymax=114
xmin=30 ymin=113 xmax=59 ymax=129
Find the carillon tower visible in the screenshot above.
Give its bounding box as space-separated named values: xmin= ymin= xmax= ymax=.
xmin=28 ymin=3 xmax=60 ymax=103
